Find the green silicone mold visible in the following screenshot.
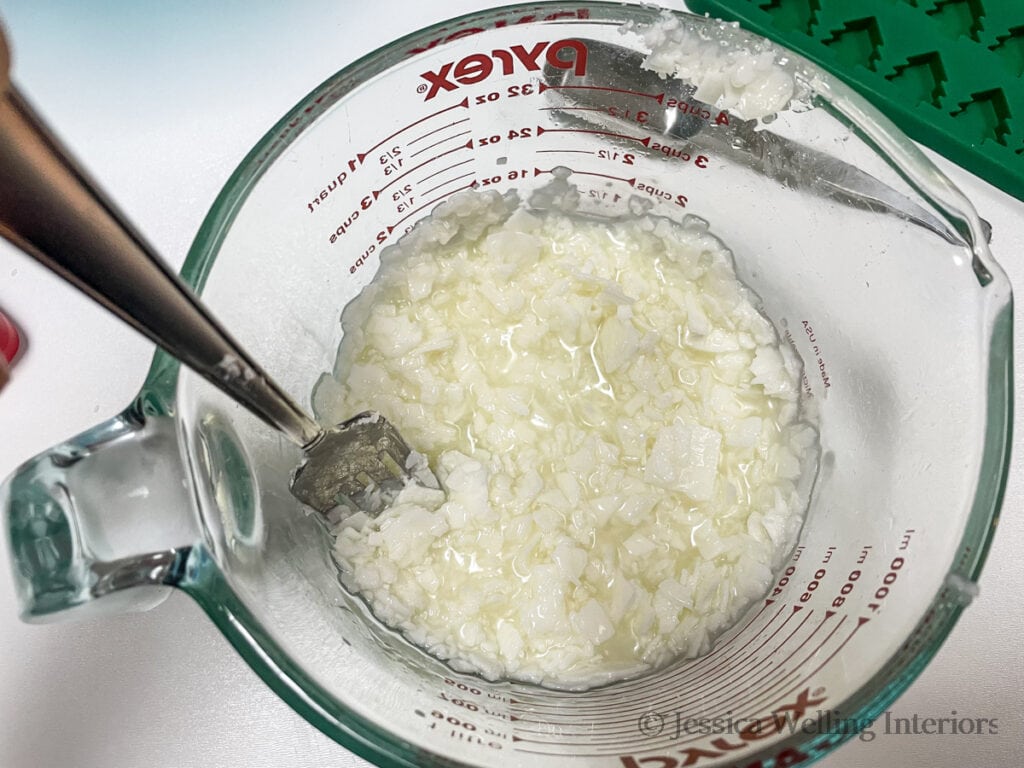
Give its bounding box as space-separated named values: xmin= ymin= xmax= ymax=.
xmin=686 ymin=0 xmax=1024 ymax=200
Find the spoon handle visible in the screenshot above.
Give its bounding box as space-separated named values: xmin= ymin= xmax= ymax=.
xmin=0 ymin=28 xmax=321 ymax=448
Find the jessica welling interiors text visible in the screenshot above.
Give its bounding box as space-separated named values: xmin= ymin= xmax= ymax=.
xmin=634 ymin=706 xmax=1000 ymax=743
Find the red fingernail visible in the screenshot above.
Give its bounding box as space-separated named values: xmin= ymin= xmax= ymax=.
xmin=0 ymin=310 xmax=20 ymax=363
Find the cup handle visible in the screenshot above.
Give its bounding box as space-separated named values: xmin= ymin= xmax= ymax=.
xmin=3 ymin=399 xmax=200 ymax=622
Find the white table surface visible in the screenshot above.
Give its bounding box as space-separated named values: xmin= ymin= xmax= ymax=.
xmin=0 ymin=2 xmax=1021 ymax=767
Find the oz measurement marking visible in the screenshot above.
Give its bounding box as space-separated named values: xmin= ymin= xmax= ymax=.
xmin=475 ymin=168 xmax=532 ymax=187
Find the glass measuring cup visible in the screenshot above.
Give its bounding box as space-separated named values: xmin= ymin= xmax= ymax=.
xmin=1 ymin=3 xmax=1012 ymax=767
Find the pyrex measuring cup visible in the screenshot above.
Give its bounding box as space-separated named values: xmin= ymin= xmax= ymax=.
xmin=1 ymin=3 xmax=1012 ymax=767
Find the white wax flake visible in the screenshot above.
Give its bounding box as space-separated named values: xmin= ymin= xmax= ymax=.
xmin=625 ymin=11 xmax=805 ymax=121
xmin=325 ymin=188 xmax=818 ymax=689
xmin=645 ymin=421 xmax=723 ymax=501
xmin=215 ymin=354 xmax=258 ymax=384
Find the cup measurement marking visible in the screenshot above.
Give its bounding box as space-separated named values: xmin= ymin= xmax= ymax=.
xmin=538 ymin=105 xmax=611 ymax=113
xmin=323 ymin=96 xmax=486 ymax=270
xmin=343 ymin=166 xmax=478 ymax=273
xmin=356 ymin=97 xmax=470 ymax=166
xmin=533 ymin=166 xmax=636 ymax=185
xmin=409 ymin=129 xmax=473 ymax=159
xmin=420 ymin=170 xmax=477 ymax=200
xmin=306 ymin=100 xmax=471 ymax=218
xmin=417 ymin=157 xmax=475 ymax=186
xmin=406 ymin=117 xmax=471 ymax=147
xmin=535 ymin=124 xmax=652 ymax=147
xmin=388 ymin=182 xmax=478 ymax=233
xmin=371 ymin=141 xmax=474 ymax=198
xmin=355 ymin=76 xmax=704 ymax=237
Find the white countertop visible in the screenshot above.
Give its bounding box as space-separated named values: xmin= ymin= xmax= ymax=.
xmin=0 ymin=2 xmax=1021 ymax=767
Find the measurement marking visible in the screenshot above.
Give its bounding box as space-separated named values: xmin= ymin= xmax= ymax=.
xmin=358 ymin=97 xmax=469 ymax=163
xmin=664 ymin=603 xmax=788 ymax=686
xmin=513 ymin=742 xmax=593 ymax=752
xmin=772 ymin=616 xmax=869 ymax=707
xmin=510 ymin=721 xmax=641 ymax=737
xmin=512 ymin=734 xmax=655 ymax=747
xmin=679 ymin=610 xmax=798 ymax=696
xmin=407 ymin=117 xmax=470 ymax=146
xmin=680 ymin=605 xmax=791 ymax=691
xmin=386 ymin=181 xmax=476 ymax=233
xmin=620 ymin=611 xmax=797 ymax=719
xmin=540 ymin=82 xmax=666 ymax=103
xmin=512 ymin=744 xmax=670 ymax=758
xmin=701 ymin=616 xmax=819 ymax=728
xmin=736 ymin=608 xmax=840 ymax=714
xmin=538 ymin=105 xmax=608 ymax=112
xmin=417 ymin=157 xmax=473 ymax=185
xmin=572 ymin=170 xmax=637 ymax=184
xmin=508 ymin=600 xmax=780 ymax=712
xmin=535 ymin=149 xmax=595 ymax=155
xmin=748 ymin=613 xmax=847 ymax=713
xmin=537 ymin=125 xmax=652 ymax=146
xmin=658 ymin=599 xmax=784 ymax=695
xmin=507 ymin=605 xmax=820 ymax=737
xmin=506 ymin=600 xmax=779 ymax=708
xmin=410 ymin=129 xmax=472 ymax=158
xmin=515 ymin=614 xmax=818 ymax=740
xmin=742 ymin=612 xmax=840 ymax=702
xmin=733 ymin=600 xmax=779 ymax=640
xmin=420 ymin=171 xmax=475 ymax=198
xmin=508 ymin=615 xmax=855 ymax=755
xmin=533 ymin=167 xmax=636 ymax=186
xmin=509 ymin=603 xmax=787 ymax=717
xmin=372 ymin=142 xmax=472 ymax=198
xmin=724 ymin=610 xmax=819 ymax=720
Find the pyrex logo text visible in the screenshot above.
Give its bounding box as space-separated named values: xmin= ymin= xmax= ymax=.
xmin=419 ymin=40 xmax=588 ymax=100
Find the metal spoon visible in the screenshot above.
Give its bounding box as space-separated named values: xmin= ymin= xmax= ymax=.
xmin=0 ymin=25 xmax=436 ymax=516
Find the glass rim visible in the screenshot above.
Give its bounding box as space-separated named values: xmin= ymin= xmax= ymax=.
xmin=147 ymin=3 xmax=1014 ymax=766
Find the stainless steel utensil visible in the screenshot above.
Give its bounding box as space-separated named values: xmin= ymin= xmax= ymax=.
xmin=0 ymin=25 xmax=436 ymax=515
xmin=543 ymin=38 xmax=990 ymax=244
